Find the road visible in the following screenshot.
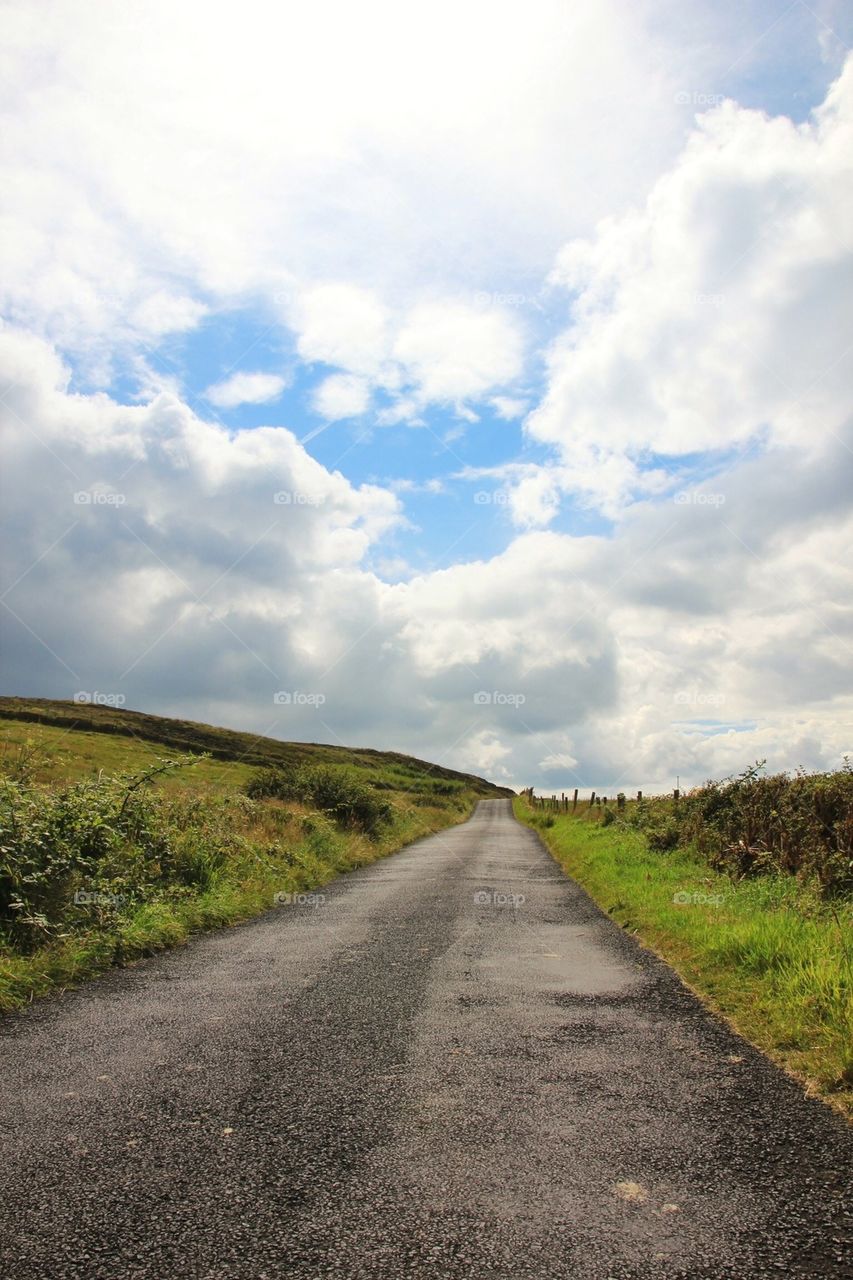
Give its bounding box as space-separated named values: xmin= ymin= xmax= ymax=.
xmin=1 ymin=799 xmax=850 ymax=1279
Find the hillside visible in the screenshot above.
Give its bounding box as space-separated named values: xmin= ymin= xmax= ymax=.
xmin=0 ymin=696 xmax=512 ymax=797
xmin=0 ymin=698 xmax=511 ymax=1012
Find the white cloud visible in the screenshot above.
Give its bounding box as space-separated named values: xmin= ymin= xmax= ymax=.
xmin=312 ymin=373 xmax=371 ymax=421
xmin=3 ymin=8 xmax=853 ymax=794
xmin=294 ymin=284 xmax=391 ymax=377
xmin=0 ymin=0 xmax=717 ymax=384
xmin=490 ymin=395 xmax=528 ymax=420
xmin=2 ymin=327 xmax=852 ymax=790
xmin=507 ymin=471 xmax=562 ymax=530
xmin=393 ymin=302 xmax=524 ymax=402
xmin=539 ymin=750 xmax=578 ymax=771
xmin=528 ymin=60 xmax=853 ymax=483
xmin=204 ymin=371 xmax=288 ymax=408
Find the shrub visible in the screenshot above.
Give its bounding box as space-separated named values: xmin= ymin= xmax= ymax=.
xmin=645 ymin=819 xmax=680 ymax=851
xmin=631 ymin=762 xmax=853 ymax=893
xmin=531 ymin=812 xmax=555 ymax=829
xmin=244 ymin=767 xmax=300 ymax=801
xmin=299 ymin=765 xmax=392 ymax=836
xmin=0 ymin=756 xmax=209 ymax=950
xmin=245 ymin=764 xmax=392 ymax=836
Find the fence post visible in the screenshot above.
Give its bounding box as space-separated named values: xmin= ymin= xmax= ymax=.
xmin=572 ymin=788 xmax=578 ymax=812
xmin=617 ymin=793 xmax=625 ymax=810
xmin=637 ymin=790 xmax=642 ymax=802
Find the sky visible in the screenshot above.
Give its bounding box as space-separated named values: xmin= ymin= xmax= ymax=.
xmin=1 ymin=0 xmax=852 ymax=793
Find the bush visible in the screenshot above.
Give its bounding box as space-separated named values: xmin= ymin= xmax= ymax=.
xmin=0 ymin=757 xmax=207 ymax=950
xmin=245 ymin=764 xmax=392 ymax=836
xmin=645 ymin=819 xmax=680 ymax=851
xmin=531 ymin=812 xmax=555 ymax=829
xmin=632 ymin=762 xmax=853 ymax=893
xmin=244 ymin=767 xmax=300 ymax=801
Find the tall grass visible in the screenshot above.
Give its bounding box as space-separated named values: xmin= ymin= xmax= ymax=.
xmin=515 ymin=797 xmax=853 ymax=1116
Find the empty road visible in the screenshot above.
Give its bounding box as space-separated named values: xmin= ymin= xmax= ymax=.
xmin=1 ymin=799 xmax=851 ymax=1278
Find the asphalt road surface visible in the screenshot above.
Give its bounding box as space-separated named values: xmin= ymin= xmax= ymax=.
xmin=1 ymin=799 xmax=851 ymax=1279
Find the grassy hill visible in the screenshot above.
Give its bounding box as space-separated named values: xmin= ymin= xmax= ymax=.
xmin=0 ymin=696 xmax=512 ymax=797
xmin=0 ymin=698 xmax=510 ymax=1012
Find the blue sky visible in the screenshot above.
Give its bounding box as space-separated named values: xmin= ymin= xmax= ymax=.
xmin=2 ymin=0 xmax=852 ymax=791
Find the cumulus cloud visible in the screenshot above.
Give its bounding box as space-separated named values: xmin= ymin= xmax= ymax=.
xmin=2 ymin=324 xmax=852 ymax=789
xmin=392 ymin=302 xmax=524 ymax=403
xmin=311 ymin=373 xmax=372 ymax=421
xmin=528 ymin=60 xmax=853 ymax=493
xmin=3 ymin=9 xmax=852 ymax=794
xmin=0 ymin=0 xmax=714 ymax=387
xmin=294 ymin=285 xmax=391 ymax=378
xmin=204 ymin=372 xmax=288 ymax=408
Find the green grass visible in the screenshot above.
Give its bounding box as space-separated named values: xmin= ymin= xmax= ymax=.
xmin=515 ymin=797 xmax=853 ymax=1118
xmin=0 ymin=702 xmax=508 ymax=1011
xmin=0 ymin=716 xmax=256 ymax=792
xmin=0 ymin=793 xmax=472 ymax=1011
xmin=0 ymin=696 xmax=511 ymax=796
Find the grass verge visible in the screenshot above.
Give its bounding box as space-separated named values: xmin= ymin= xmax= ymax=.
xmin=514 ymin=796 xmax=853 ymax=1119
xmin=0 ymin=722 xmax=490 ymax=1012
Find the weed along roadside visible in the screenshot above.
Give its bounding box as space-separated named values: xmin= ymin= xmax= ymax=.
xmin=515 ymin=768 xmax=853 ymax=1118
xmin=0 ymin=703 xmax=510 ymax=1012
